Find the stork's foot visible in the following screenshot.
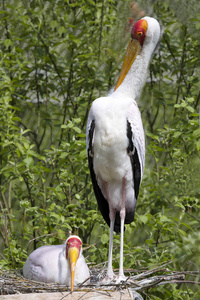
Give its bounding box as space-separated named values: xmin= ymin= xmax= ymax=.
xmin=116 ymin=274 xmax=127 ymax=284
xmin=102 ymin=272 xmax=117 ymax=283
xmin=102 ymin=273 xmax=127 ymax=284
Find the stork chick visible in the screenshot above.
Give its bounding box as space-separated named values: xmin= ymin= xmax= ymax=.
xmin=23 ymin=235 xmax=90 ymax=291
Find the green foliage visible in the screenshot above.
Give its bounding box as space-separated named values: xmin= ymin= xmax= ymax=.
xmin=0 ymin=0 xmax=200 ymax=298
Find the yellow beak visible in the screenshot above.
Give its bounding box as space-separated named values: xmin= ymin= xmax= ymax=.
xmin=68 ymin=247 xmax=79 ymax=292
xmin=114 ymin=38 xmax=141 ymax=91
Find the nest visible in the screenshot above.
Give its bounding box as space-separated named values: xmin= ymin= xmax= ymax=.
xmin=0 ymin=261 xmax=200 ymax=298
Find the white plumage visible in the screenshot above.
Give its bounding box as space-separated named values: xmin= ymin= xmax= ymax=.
xmin=23 ymin=235 xmax=90 ymax=291
xmin=86 ymin=16 xmax=161 ymax=282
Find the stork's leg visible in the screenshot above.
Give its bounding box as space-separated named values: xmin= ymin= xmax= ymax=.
xmin=103 ymin=182 xmax=116 ymax=282
xmin=106 ymin=218 xmax=115 ymax=279
xmin=117 ymin=177 xmax=127 ymax=282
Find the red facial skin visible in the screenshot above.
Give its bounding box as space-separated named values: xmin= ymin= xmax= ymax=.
xmin=131 ymin=19 xmax=148 ymax=46
xmin=66 ymin=237 xmax=82 ymax=259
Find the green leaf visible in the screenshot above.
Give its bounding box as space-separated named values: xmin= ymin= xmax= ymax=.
xmin=23 ymin=157 xmax=34 ymax=168
xmin=79 ymin=149 xmax=87 ymax=158
xmin=101 ymin=233 xmax=109 ymax=244
xmin=181 ymin=223 xmax=193 ymax=231
xmin=178 ymin=229 xmax=187 ymax=237
xmin=185 ymin=106 xmax=194 ymax=113
xmin=193 ymin=128 xmax=200 ymax=138
xmin=12 ymin=117 xmax=21 ymax=122
xmin=73 ymin=126 xmax=81 ymax=133
xmin=175 ymin=203 xmax=185 ymax=210
xmin=61 ymin=125 xmax=68 ymax=129
xmin=4 ymin=39 xmax=13 ymax=48
xmin=159 ymin=215 xmax=170 ymax=223
xmin=173 ymin=131 xmax=182 ymax=138
xmin=50 ymin=212 xmax=60 ymax=220
xmin=28 ymin=151 xmax=46 ymax=161
xmin=50 ymin=20 xmax=59 ymax=29
xmin=146 ymin=131 xmax=159 ymax=141
xmin=152 ymin=145 xmax=165 ymax=152
xmin=16 ymin=143 xmax=24 ymax=155
xmin=58 ymin=26 xmax=66 ymax=36
xmin=75 ymin=194 xmax=80 ymax=200
xmin=138 ymin=215 xmax=148 ymax=224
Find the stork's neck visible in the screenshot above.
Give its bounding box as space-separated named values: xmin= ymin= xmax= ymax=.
xmin=115 ymin=44 xmax=153 ymax=99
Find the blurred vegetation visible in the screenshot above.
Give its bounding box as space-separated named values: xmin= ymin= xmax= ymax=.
xmin=0 ymin=0 xmax=200 ymax=298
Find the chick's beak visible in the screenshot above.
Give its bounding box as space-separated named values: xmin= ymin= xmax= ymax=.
xmin=114 ymin=38 xmax=141 ymax=91
xmin=68 ymin=247 xmax=79 ymax=292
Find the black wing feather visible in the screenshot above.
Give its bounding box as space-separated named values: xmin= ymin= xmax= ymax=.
xmin=126 ymin=120 xmax=142 ymax=224
xmin=127 ymin=120 xmax=141 ymax=199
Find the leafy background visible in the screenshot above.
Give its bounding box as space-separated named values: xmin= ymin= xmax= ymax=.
xmin=0 ymin=0 xmax=200 ymax=298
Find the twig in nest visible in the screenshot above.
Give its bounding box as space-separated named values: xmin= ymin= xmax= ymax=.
xmin=1 ymin=263 xmax=200 ymax=296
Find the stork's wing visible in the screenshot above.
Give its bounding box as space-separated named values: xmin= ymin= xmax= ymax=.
xmin=127 ymin=102 xmax=145 ymax=199
xmin=127 ymin=121 xmax=141 ymax=200
xmin=23 ymin=245 xmax=64 ymax=283
xmin=86 ymin=110 xmax=110 ymax=229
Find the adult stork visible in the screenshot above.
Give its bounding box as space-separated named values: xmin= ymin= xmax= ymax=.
xmin=86 ymin=17 xmax=161 ymax=282
xmin=23 ymin=235 xmax=90 ymax=291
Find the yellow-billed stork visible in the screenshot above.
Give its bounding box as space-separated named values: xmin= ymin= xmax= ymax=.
xmin=23 ymin=235 xmax=90 ymax=291
xmin=86 ymin=17 xmax=161 ymax=282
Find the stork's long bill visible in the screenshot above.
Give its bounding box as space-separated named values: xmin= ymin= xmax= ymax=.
xmin=114 ymin=19 xmax=148 ymax=91
xmin=66 ymin=237 xmax=82 ymax=292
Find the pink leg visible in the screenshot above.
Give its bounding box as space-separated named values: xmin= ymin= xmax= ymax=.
xmin=117 ymin=177 xmax=127 ymax=282
xmin=103 ymin=182 xmax=116 ymax=282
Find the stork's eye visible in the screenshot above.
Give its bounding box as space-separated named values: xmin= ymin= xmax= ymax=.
xmin=137 ymin=32 xmax=143 ymax=37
